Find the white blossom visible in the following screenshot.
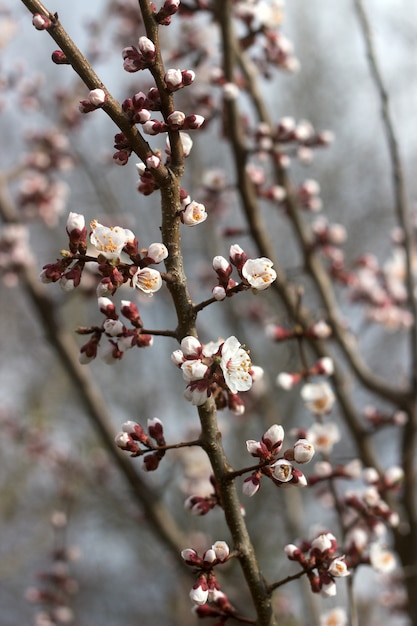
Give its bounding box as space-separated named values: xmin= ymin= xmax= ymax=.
xmin=90 ymin=220 xmax=133 ymax=259
xmin=301 ymin=381 xmax=335 ymax=414
xmin=132 ymin=267 xmax=162 ymax=295
xmin=182 ymin=201 xmax=207 ymax=226
xmin=307 ymin=422 xmax=340 ymax=454
xmin=369 ymin=543 xmax=396 ymax=573
xmin=242 ymin=257 xmax=277 ymax=290
xmin=220 ymin=336 xmax=252 ymax=394
xmin=272 ymin=459 xmax=293 ymax=483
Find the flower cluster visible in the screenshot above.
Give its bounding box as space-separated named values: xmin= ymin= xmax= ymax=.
xmin=181 ymin=541 xmax=233 ymax=608
xmin=79 ymin=88 xmax=107 ymax=114
xmin=41 ymin=212 xmax=167 ymax=296
xmin=212 ymin=244 xmax=277 ymax=301
xmin=77 ymin=297 xmax=154 ymax=365
xmin=172 ymin=335 xmax=257 ymax=413
xmin=40 ymin=212 xmax=168 ymax=363
xmin=115 ymin=418 xmax=166 ymax=471
xmin=285 ymin=532 xmax=350 ymax=597
xmin=243 ymin=424 xmax=314 ymax=496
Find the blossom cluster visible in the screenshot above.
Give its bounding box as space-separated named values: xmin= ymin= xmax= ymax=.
xmin=77 ymin=297 xmax=154 ymax=365
xmin=40 ymin=212 xmax=168 ymax=363
xmin=172 ymin=335 xmax=259 ymax=413
xmin=181 ymin=541 xmax=234 ymax=610
xmin=212 ymin=243 xmax=277 ymax=300
xmin=115 ymin=418 xmax=166 ymax=471
xmin=243 ymin=423 xmax=314 ymax=496
xmin=285 ymin=532 xmax=350 ymax=597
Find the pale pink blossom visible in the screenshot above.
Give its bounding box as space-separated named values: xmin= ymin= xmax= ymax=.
xmin=88 ymin=88 xmax=106 ymax=106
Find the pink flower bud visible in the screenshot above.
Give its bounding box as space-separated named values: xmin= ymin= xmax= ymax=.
xmin=212 ymin=286 xmax=227 ymax=301
xmin=146 ymin=155 xmax=161 ymax=169
xmin=51 ymin=50 xmax=70 ymax=64
xmin=32 ymin=13 xmax=52 ymax=30
xmin=181 ymin=69 xmax=195 ymax=85
xmin=284 ymin=544 xmax=301 ymax=559
xmin=138 ymin=36 xmax=156 ymax=59
xmin=167 ymin=110 xmax=186 ymax=128
xmin=262 ymin=424 xmax=284 ymax=453
xmin=229 ymin=244 xmax=247 ymax=268
xmin=164 ymin=68 xmax=183 ymax=90
xmin=97 ymin=296 xmax=117 ymax=317
xmin=88 ymin=88 xmax=106 ymax=106
xmin=184 ymin=114 xmax=205 ymax=129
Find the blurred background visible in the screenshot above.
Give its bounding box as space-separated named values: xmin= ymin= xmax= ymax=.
xmin=0 ymin=1 xmax=416 ymax=624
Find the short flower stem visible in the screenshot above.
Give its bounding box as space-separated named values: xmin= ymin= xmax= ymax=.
xmin=153 ymin=439 xmax=202 ymax=452
xmin=267 ymin=567 xmax=310 ymax=593
xmin=193 ymin=283 xmax=247 ymax=314
xmin=225 ymin=460 xmax=271 ymax=481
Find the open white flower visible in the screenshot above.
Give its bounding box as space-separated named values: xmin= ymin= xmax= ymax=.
xmin=242 ymin=257 xmax=277 ymax=291
xmin=132 ymin=267 xmax=162 ymax=295
xmin=301 ymin=381 xmax=335 ymax=414
xmin=369 ymin=543 xmax=396 ymax=573
xmin=220 ymin=336 xmax=252 ymax=394
xmin=320 ymin=608 xmax=348 ymax=626
xmin=307 ymin=422 xmax=340 ymax=454
xmin=182 ymin=201 xmax=207 ymax=226
xmin=90 ymin=220 xmax=134 ymax=259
